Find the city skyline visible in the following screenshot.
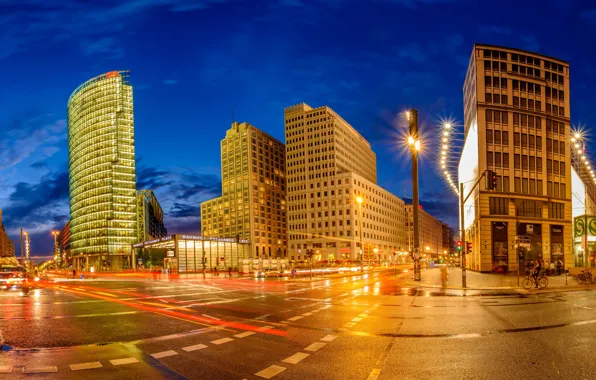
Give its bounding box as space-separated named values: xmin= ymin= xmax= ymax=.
xmin=2 ymin=0 xmax=596 ymax=257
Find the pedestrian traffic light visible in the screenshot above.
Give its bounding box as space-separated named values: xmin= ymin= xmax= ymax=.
xmin=456 ymin=241 xmax=462 ymax=251
xmin=466 ymin=242 xmax=472 ymax=253
xmin=486 ymin=170 xmax=497 ymax=190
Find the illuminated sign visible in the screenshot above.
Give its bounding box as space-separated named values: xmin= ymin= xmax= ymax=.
xmin=458 ymin=114 xmax=479 ymax=230
xmin=181 ymin=235 xmax=250 ymax=244
xmin=133 ymin=235 xmax=172 ymax=248
xmin=106 ymin=71 xmax=119 ymax=78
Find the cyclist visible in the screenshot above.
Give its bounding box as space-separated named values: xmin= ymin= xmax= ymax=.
xmin=532 ymin=259 xmax=542 ymax=286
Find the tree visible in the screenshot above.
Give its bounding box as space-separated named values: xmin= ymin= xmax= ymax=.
xmin=305 ymin=249 xmax=317 ymax=279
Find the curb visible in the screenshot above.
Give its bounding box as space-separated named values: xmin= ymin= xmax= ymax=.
xmin=405 ymin=281 xmax=596 ymax=293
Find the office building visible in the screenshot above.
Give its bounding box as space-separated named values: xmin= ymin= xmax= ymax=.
xmin=58 ymin=221 xmax=70 ymax=265
xmin=0 ymin=210 xmax=15 ymax=257
xmin=201 ymin=122 xmax=287 ymax=258
xmin=285 ymin=103 xmax=406 ymax=262
xmin=460 ymin=44 xmax=571 ymax=272
xmin=405 ymin=205 xmax=444 ymax=258
xmin=68 ymin=70 xmax=137 ymax=271
xmin=137 ymin=190 xmax=168 ymax=242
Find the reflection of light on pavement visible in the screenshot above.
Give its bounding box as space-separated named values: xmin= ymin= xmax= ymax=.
xmin=363 ymin=286 xmax=370 ymax=293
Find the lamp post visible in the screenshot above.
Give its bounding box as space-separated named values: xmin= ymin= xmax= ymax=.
xmin=52 ymin=231 xmax=60 ymax=269
xmin=356 ymin=196 xmax=364 ymax=273
xmin=407 ymin=109 xmax=421 ymax=281
xmin=24 ymin=232 xmax=30 ymax=269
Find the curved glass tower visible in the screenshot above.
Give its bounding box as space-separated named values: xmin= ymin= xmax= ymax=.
xmin=68 ymin=70 xmax=137 ymax=271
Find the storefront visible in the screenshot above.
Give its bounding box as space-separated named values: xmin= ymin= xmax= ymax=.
xmin=573 ymin=215 xmax=596 ymax=268
xmin=517 ymin=222 xmax=542 ymax=273
xmin=492 ymin=222 xmax=508 ymax=272
xmin=550 ymin=225 xmax=564 ymax=269
xmin=133 ymin=234 xmax=251 ymax=273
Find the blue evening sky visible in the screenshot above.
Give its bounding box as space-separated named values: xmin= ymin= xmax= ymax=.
xmin=0 ymin=0 xmax=594 ymax=256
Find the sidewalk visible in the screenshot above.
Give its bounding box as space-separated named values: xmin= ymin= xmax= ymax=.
xmin=406 ymin=267 xmax=594 ymax=292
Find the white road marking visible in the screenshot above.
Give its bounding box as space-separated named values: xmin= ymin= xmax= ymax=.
xmin=202 ymin=314 xmax=221 ymax=320
xmin=211 ymin=337 xmax=234 ymax=345
xmin=344 ymin=322 xmax=356 ymax=328
xmin=235 ymin=331 xmax=256 ymax=338
xmin=70 ymin=362 xmax=102 ymax=371
xmin=0 ymin=366 xmax=12 ymax=374
xmin=150 ymin=350 xmax=178 ymax=359
xmin=255 ymin=365 xmax=287 ymax=379
xmin=304 ymin=342 xmax=326 ymax=352
xmin=282 ymin=352 xmax=310 ymax=364
xmin=255 ymin=314 xmax=271 ymax=320
xmin=367 ymin=368 xmax=382 ymax=380
xmin=319 ymin=305 xmax=332 ymax=309
xmin=321 ymin=334 xmax=337 ymax=342
xmin=338 ymin=328 xmax=348 ymax=332
xmin=182 ymin=343 xmax=208 ymax=352
xmin=311 ymin=309 xmax=321 ymax=313
xmin=353 ymin=317 xmax=362 ymax=322
xmin=281 ymin=320 xmax=290 ymax=324
xmin=110 ymin=357 xmax=140 ymax=366
xmin=22 ymin=366 xmax=58 ymax=374
xmin=258 ymin=325 xmax=274 ymax=331
xmin=302 ymin=312 xmax=313 ymax=316
xmin=359 ymin=313 xmax=368 ymax=318
xmin=288 ymin=316 xmax=303 ymax=321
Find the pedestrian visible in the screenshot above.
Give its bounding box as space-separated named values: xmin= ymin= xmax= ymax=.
xmin=72 ymin=269 xmax=76 ymax=279
xmin=440 ymin=264 xmax=449 ymax=288
xmin=228 ymin=266 xmax=232 ymax=278
xmin=291 ymin=268 xmax=297 ymax=278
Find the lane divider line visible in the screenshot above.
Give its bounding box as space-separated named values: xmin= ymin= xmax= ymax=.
xmin=304 ymin=342 xmax=326 ymax=352
xmin=22 ymin=366 xmax=58 ymax=374
xmin=182 ymin=343 xmax=208 ymax=352
xmin=70 ymin=362 xmax=102 ymax=371
xmin=235 ymin=331 xmax=256 ymax=338
xmin=288 ymin=316 xmax=303 ymax=321
xmin=367 ymin=368 xmax=382 ymax=380
xmin=0 ymin=366 xmax=12 ymax=374
xmin=282 ymin=352 xmax=310 ymax=364
xmin=211 ymin=337 xmax=234 ymax=345
xmin=150 ymin=350 xmax=178 ymax=359
xmin=255 ymin=365 xmax=286 ymax=379
xmin=110 ymin=357 xmax=140 ymax=366
xmin=321 ymin=335 xmax=337 ymax=342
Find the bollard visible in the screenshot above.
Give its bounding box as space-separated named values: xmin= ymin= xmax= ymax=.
xmin=565 ymin=270 xmax=568 ymax=286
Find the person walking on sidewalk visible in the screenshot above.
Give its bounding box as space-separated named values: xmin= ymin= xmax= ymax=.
xmin=440 ymin=264 xmax=449 ymax=288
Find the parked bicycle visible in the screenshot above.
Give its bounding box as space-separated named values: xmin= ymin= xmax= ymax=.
xmin=576 ymin=268 xmax=594 ymax=284
xmin=522 ymin=273 xmax=548 ymax=290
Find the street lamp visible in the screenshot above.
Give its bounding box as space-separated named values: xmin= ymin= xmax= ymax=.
xmin=407 ymin=109 xmax=421 ymax=281
xmin=52 ymin=231 xmax=60 ymax=269
xmin=356 ymin=196 xmax=364 ymax=273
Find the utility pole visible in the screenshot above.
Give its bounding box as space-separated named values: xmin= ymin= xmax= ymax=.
xmin=20 ymin=228 xmax=24 ymax=265
xmin=459 ymin=183 xmax=467 ymax=288
xmin=408 ymin=109 xmax=421 ymax=281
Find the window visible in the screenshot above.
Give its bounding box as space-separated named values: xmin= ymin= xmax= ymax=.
xmin=561 ymin=183 xmax=566 ymax=197
xmin=494 ymin=131 xmax=501 ymax=144
xmin=495 ymin=152 xmax=501 ymax=167
xmin=529 ymin=135 xmax=535 ymax=149
xmin=547 ymin=181 xmax=553 ymax=196
xmin=522 ymin=155 xmax=528 ymax=170
xmin=514 ymin=154 xmax=520 ymax=169
xmin=501 ymin=95 xmax=508 ymax=104
xmin=546 ymin=138 xmax=552 ymax=152
xmin=502 ymin=131 xmax=509 ymax=145
xmin=513 ymin=113 xmax=520 ymax=125
xmin=489 ymin=197 xmax=509 ymax=215
xmin=522 ymin=178 xmax=529 ymax=193
xmin=503 ymin=153 xmax=509 ymax=167
xmin=501 ymin=78 xmax=508 ymax=88
xmin=548 ymin=202 xmax=564 ymax=219
xmin=485 ymin=76 xmax=492 ymax=87
xmin=547 ymin=159 xmax=553 ymax=173
xmin=513 ymin=80 xmax=519 ymax=90
xmin=486 ymin=93 xmax=492 ymax=102
xmin=522 ymin=134 xmax=528 ymax=147
xmin=514 ymin=133 xmax=520 ymax=146
xmin=530 ymin=179 xmax=536 ymax=194
xmin=530 ymin=156 xmax=535 ymax=170
xmin=537 ymin=158 xmax=543 ymax=172
xmin=537 ymin=180 xmax=543 ymax=195
xmin=560 ymin=141 xmax=565 ymax=156
xmin=560 ymin=162 xmax=566 ymax=176
xmin=487 ymin=151 xmax=493 ymax=166
xmin=517 ymin=200 xmax=541 ymax=217
xmin=487 ymin=130 xmax=493 ymax=143
xmin=503 ymin=176 xmax=510 ymax=192
xmin=486 ymin=109 xmax=492 ymax=122
xmin=494 ymin=111 xmax=501 ymax=123
xmin=536 ymin=136 xmax=542 ymax=150
xmin=513 ymin=96 xmax=520 ymax=106
xmin=514 ymin=177 xmax=521 ymax=192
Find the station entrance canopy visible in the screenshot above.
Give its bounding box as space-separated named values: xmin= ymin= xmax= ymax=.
xmin=134 ymin=234 xmax=250 ymax=273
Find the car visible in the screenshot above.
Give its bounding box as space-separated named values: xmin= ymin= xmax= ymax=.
xmin=0 ymin=265 xmax=38 ymax=294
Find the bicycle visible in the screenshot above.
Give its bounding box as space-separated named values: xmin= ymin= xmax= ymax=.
xmin=576 ymin=268 xmax=594 ymax=284
xmin=522 ymin=273 xmax=548 ymax=290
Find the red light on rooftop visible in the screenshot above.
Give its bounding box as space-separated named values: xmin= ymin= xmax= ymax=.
xmin=106 ymin=71 xmax=119 ymax=78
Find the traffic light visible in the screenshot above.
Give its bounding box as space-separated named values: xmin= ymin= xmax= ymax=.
xmin=466 ymin=242 xmax=472 ymax=253
xmin=456 ymin=241 xmax=462 ymax=251
xmin=486 ymin=170 xmax=497 ymax=190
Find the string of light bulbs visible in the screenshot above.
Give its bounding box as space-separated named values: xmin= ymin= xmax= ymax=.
xmin=438 ymin=122 xmax=459 ymax=195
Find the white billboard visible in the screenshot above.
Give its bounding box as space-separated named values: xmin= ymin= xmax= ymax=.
xmin=458 ymin=115 xmax=479 ymax=230
xmin=571 ymin=167 xmax=585 ymax=218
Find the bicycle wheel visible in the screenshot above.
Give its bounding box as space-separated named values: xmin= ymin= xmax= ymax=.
xmin=538 ymin=277 xmax=548 ymax=289
xmin=522 ymin=277 xmax=533 ymax=290
xmin=577 ymin=273 xmax=585 ymax=284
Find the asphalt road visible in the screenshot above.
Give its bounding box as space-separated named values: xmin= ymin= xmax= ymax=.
xmin=2 ymin=268 xmax=596 ymax=379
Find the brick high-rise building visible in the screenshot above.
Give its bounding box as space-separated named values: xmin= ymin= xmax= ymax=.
xmin=285 ymin=103 xmax=406 ymax=263
xmin=201 ymin=122 xmax=287 ymax=258
xmin=460 ymin=44 xmax=571 ymax=272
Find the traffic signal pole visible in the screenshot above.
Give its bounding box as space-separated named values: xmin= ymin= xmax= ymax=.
xmin=459 ymin=170 xmax=490 ymax=288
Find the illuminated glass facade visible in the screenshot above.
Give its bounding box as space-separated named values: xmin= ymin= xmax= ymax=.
xmin=68 ymin=71 xmax=137 ymax=271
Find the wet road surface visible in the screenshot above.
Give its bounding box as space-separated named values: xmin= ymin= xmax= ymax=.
xmin=2 ymin=269 xmax=596 ymax=379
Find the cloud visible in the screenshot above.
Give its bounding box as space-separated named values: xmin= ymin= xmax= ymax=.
xmin=0 ymin=0 xmax=234 ymax=59
xmin=2 ymin=168 xmax=70 ymax=244
xmin=80 ymin=37 xmax=125 ymax=59
xmin=0 ymin=116 xmax=66 ymax=170
xmin=170 ymin=203 xmax=201 ymax=218
xmin=162 ymin=79 xmax=179 ymax=85
xmin=386 ymin=0 xmax=458 ymax=7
